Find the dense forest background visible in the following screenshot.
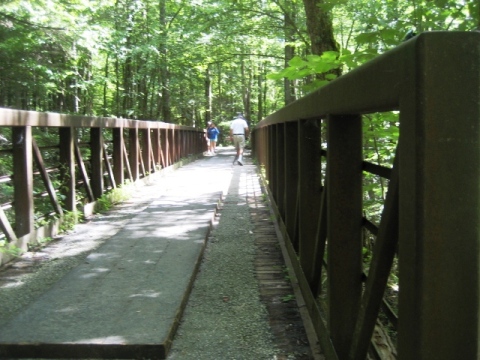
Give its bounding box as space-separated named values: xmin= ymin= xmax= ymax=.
xmin=0 ymin=0 xmax=479 ymax=128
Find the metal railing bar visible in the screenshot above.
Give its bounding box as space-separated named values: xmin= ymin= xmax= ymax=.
xmin=362 ymin=161 xmax=391 ymax=179
xmin=350 ymin=153 xmax=399 ymax=360
xmin=362 ymin=217 xmax=379 ymax=236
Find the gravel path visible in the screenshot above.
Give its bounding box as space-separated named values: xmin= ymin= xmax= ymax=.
xmin=167 ymin=162 xmax=280 ymax=359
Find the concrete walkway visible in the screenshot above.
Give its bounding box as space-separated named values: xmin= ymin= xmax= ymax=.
xmin=0 ymin=148 xmax=318 ymax=360
xmin=0 ymin=148 xmax=235 ymax=358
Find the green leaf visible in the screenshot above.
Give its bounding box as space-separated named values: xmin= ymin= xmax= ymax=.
xmin=288 ymin=56 xmax=306 ymax=67
xmin=321 ymin=51 xmax=339 ymax=61
xmin=355 ymin=32 xmax=378 ymax=44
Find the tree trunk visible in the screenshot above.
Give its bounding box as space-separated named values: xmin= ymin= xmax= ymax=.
xmin=205 ymin=65 xmax=212 ymax=123
xmin=302 ymin=0 xmax=338 ymax=55
xmin=240 ymin=56 xmax=252 ymax=121
xmin=284 ymin=3 xmax=297 ymax=105
xmin=159 ymin=0 xmax=172 ymax=122
xmin=257 ymin=63 xmax=263 ymax=123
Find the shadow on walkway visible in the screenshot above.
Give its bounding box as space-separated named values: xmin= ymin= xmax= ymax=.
xmin=0 ymin=148 xmax=319 ymax=360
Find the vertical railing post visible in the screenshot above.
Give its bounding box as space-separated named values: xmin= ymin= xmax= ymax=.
xmin=298 ymin=119 xmax=322 ymax=287
xmin=141 ymin=128 xmax=151 ymax=174
xmin=276 ymin=124 xmax=286 ymax=218
xmin=284 ymin=121 xmax=299 ymax=247
xmin=129 ymin=127 xmax=139 ymax=181
xmin=327 ymin=114 xmax=363 ymax=359
xmin=161 ymin=128 xmax=168 ymax=167
xmin=59 ymin=126 xmax=76 ymax=212
xmin=113 ymin=127 xmax=124 ymax=185
xmin=152 ymin=128 xmax=160 ymax=171
xmin=398 ymin=32 xmax=480 ymax=360
xmin=12 ymin=126 xmax=33 ymax=237
xmin=269 ymin=125 xmax=278 ymax=203
xmin=186 ymin=131 xmax=191 ymax=156
xmin=251 ymin=128 xmax=256 ymax=159
xmin=266 ymin=126 xmax=273 ymax=189
xmin=168 ymin=128 xmax=174 ymax=164
xmin=171 ymin=128 xmax=177 ymax=162
xmin=262 ymin=127 xmax=268 ymax=170
xmin=90 ymin=127 xmax=104 ymax=199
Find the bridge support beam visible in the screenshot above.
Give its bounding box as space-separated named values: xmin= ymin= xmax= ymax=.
xmin=298 ymin=119 xmax=323 ymax=288
xmin=327 ymin=114 xmax=363 ymax=359
xmin=12 ymin=126 xmax=33 ymax=237
xmin=398 ymin=32 xmax=480 ymax=360
xmin=59 ymin=127 xmax=76 ymax=212
xmin=284 ymin=121 xmax=299 ymax=245
xmin=90 ymin=127 xmax=104 ymax=199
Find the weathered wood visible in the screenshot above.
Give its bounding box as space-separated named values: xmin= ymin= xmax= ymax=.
xmin=58 ymin=127 xmax=76 ymax=212
xmin=149 ymin=146 xmax=156 ymax=173
xmin=252 ymin=32 xmax=480 ymax=360
xmin=268 ymin=126 xmax=276 ymax=202
xmin=32 ymin=138 xmax=63 ymax=216
xmin=138 ymin=138 xmax=146 ymax=177
xmin=103 ymin=144 xmax=116 ymax=189
xmin=276 ymin=124 xmax=285 ymax=219
xmin=283 ymin=121 xmax=299 ymax=249
xmin=0 ymin=206 xmax=17 ymax=243
xmin=129 ymin=128 xmax=139 ymax=181
xmin=74 ymin=140 xmax=94 ymax=203
xmin=112 ymin=127 xmax=124 ymax=185
xmin=350 ymin=154 xmax=399 ymax=360
xmin=123 ymin=142 xmax=133 ymax=182
xmin=298 ymin=118 xmax=322 ymax=288
xmin=160 ymin=129 xmax=167 ymax=168
xmin=311 ymin=181 xmax=327 ymax=297
xmin=12 ymin=126 xmax=34 ymax=237
xmin=90 ymin=128 xmax=104 ymax=199
xmin=0 ymin=108 xmax=202 ymax=132
xmin=327 ymin=114 xmax=363 ymax=359
xmin=168 ymin=129 xmax=175 ymax=163
xmin=164 ymin=129 xmax=171 ymax=167
xmin=152 ymin=129 xmax=160 ymax=170
xmin=141 ymin=128 xmax=151 ymax=174
xmin=398 ymin=32 xmax=480 ymax=360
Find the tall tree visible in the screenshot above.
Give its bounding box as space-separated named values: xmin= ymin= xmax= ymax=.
xmin=302 ymin=0 xmax=339 ymax=78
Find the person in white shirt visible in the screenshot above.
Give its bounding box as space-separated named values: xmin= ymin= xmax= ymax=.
xmin=229 ymin=113 xmax=249 ymax=166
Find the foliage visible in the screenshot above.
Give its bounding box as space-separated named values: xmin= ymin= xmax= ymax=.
xmin=59 ymin=210 xmax=83 ymax=233
xmin=270 ymin=0 xmax=479 ymax=94
xmin=267 ymin=51 xmax=341 ymax=92
xmin=95 ymin=186 xmax=132 ymax=213
xmin=0 ymin=239 xmax=22 ymax=256
xmin=0 ymin=0 xmax=292 ymax=125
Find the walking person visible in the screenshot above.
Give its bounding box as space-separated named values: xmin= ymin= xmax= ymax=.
xmin=229 ymin=112 xmax=249 ymax=166
xmin=207 ymin=121 xmax=220 ymax=154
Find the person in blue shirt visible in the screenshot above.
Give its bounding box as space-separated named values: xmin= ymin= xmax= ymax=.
xmin=207 ymin=122 xmax=220 ymax=155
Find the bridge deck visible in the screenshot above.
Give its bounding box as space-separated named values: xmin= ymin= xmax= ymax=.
xmin=0 ymin=150 xmax=231 ymax=359
xmin=0 ymin=148 xmax=317 ymax=360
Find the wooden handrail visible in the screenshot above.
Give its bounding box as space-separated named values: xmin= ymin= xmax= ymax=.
xmin=252 ymin=32 xmax=480 ymax=360
xmin=0 ymin=109 xmax=205 ymax=265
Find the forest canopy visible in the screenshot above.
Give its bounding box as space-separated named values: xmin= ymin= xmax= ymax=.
xmin=0 ymin=0 xmax=478 ymax=127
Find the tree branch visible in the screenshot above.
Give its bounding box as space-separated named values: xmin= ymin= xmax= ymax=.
xmin=0 ymin=11 xmax=65 ymax=31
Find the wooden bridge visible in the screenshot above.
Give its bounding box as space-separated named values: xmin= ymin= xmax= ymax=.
xmin=0 ymin=32 xmax=480 ymax=359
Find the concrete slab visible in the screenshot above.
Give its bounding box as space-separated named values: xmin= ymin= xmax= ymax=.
xmin=0 ymin=181 xmax=222 ymax=359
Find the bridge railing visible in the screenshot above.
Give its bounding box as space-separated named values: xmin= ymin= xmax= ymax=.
xmin=0 ymin=109 xmax=205 ymax=265
xmin=252 ymin=32 xmax=480 ymax=360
